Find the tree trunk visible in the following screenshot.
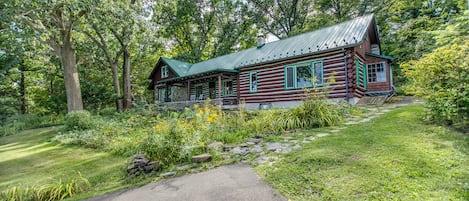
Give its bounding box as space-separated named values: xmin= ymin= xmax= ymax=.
xmin=61 ymin=37 xmax=84 ymax=112
xmin=19 ymin=66 xmax=26 ymax=114
xmin=122 ymin=48 xmax=132 ymax=109
xmin=111 ymin=63 xmax=123 ymax=112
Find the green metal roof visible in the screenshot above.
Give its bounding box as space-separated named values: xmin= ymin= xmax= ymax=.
xmin=160 ymin=57 xmax=192 ymax=76
xmin=365 ymin=52 xmax=393 ymax=60
xmin=159 ymin=14 xmax=377 ymax=80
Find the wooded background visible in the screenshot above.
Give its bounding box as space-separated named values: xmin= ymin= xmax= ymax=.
xmin=0 ymin=0 xmax=466 ymax=117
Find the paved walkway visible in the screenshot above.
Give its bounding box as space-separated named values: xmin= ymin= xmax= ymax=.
xmin=86 ymin=164 xmax=286 ymax=201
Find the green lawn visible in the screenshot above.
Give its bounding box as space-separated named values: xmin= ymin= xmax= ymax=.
xmin=257 ymin=104 xmax=469 ymax=200
xmin=0 ymin=127 xmax=130 ymax=200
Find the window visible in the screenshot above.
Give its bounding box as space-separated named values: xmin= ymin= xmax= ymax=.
xmin=367 ymin=62 xmax=386 ymax=82
xmin=223 ymin=81 xmax=233 ymax=96
xmin=195 ymin=85 xmax=203 ymax=99
xmin=158 ymin=88 xmax=165 ymax=102
xmin=158 ymin=87 xmax=172 ymax=102
xmin=285 ymin=60 xmax=323 ymax=89
xmin=249 ymin=72 xmax=258 ymax=93
xmin=161 ymin=65 xmax=169 ymax=78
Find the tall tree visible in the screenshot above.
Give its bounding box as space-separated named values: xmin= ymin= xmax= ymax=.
xmin=248 ymin=0 xmax=313 ymax=39
xmin=82 ymin=13 xmax=124 ymax=112
xmin=156 ymin=0 xmax=257 ymax=62
xmin=6 ymin=0 xmax=89 ymax=112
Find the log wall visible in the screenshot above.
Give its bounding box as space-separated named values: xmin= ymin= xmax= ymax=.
xmin=238 ymin=50 xmax=349 ymax=104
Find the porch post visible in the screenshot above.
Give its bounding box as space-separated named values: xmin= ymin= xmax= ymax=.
xmin=218 ymin=74 xmax=222 ymax=99
xmin=187 ymin=80 xmax=191 ymax=101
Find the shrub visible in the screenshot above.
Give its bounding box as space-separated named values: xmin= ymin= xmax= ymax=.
xmin=64 ymin=110 xmax=94 ymax=131
xmin=402 ymin=41 xmax=468 ymax=128
xmin=141 ymin=120 xmax=184 ymax=166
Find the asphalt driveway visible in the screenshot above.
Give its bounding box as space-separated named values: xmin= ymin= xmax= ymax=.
xmin=86 ymin=164 xmax=286 ymax=201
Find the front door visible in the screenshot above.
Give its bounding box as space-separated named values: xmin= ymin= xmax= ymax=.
xmin=209 ymin=81 xmax=216 ymax=99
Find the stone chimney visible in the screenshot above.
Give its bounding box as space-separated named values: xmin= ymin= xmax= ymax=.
xmin=257 ymin=35 xmax=265 ymax=48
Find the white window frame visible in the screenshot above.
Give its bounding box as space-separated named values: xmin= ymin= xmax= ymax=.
xmin=249 ymin=71 xmax=258 ymax=93
xmin=222 ymin=80 xmax=234 ymax=96
xmin=161 ymin=65 xmax=169 ymax=78
xmin=367 ymin=62 xmax=386 ymax=83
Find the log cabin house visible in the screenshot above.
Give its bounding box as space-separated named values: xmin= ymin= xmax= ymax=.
xmin=148 ymin=14 xmax=394 ymax=110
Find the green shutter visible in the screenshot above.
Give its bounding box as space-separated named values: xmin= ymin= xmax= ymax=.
xmin=362 ymin=63 xmax=367 ymax=89
xmin=355 ymin=59 xmax=360 ymax=86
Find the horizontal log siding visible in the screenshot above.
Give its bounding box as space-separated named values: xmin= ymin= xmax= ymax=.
xmin=239 ymin=51 xmax=348 ymax=103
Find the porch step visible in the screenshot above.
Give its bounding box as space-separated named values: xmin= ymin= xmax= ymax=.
xmin=356 ymin=95 xmax=387 ymax=105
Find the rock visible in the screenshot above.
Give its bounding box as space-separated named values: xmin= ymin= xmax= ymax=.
xmin=133 ymin=153 xmax=145 ymax=159
xmin=192 ymin=154 xmax=212 ymax=163
xmin=345 ymin=121 xmax=358 ymax=125
xmin=160 ymin=172 xmax=176 ymax=177
xmin=208 ymin=142 xmax=224 ymax=152
xmin=231 ymin=147 xmax=250 ymax=156
xmin=133 ymin=158 xmax=150 ymax=166
xmin=246 ymin=141 xmax=255 ymax=146
xmin=176 ymin=164 xmax=191 ymax=171
xmin=289 ymin=140 xmax=299 ymax=144
xmin=250 ymin=144 xmax=263 ymax=153
xmin=240 ymin=143 xmax=248 ymax=148
xmin=223 ymin=145 xmax=233 ymax=152
xmin=127 ymin=164 xmax=135 ymax=172
xmin=144 ymin=161 xmax=160 ymax=173
xmin=292 ymin=144 xmax=301 ymax=150
xmin=248 ymin=138 xmax=262 ymax=144
xmin=317 ymin=133 xmax=329 ymax=137
xmin=265 ymin=142 xmax=282 ymax=152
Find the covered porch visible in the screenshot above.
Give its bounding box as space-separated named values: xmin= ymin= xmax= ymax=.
xmin=154 ymin=71 xmax=239 ymax=110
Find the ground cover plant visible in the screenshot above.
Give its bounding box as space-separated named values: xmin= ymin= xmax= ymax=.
xmin=257 ymin=104 xmax=468 ymax=200
xmin=0 ymin=127 xmax=129 ymax=200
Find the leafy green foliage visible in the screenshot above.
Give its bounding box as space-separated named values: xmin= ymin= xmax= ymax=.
xmin=141 ymin=121 xmax=184 ymax=167
xmin=402 ymin=12 xmax=469 ymax=128
xmin=64 ymin=110 xmax=94 ymax=131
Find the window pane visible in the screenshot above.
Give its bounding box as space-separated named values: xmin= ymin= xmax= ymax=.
xmin=286 ymin=67 xmax=294 ymax=88
xmin=367 ymin=63 xmax=386 ymax=82
xmin=159 ymin=88 xmax=165 ymax=102
xmin=376 ymin=63 xmax=386 ymax=82
xmin=224 ymin=81 xmax=233 ymax=95
xmin=196 ymin=86 xmax=203 ymax=99
xmin=297 ymin=65 xmax=312 ymax=88
xmin=314 ymin=62 xmax=323 ymax=85
xmin=250 ymin=72 xmax=257 ymax=92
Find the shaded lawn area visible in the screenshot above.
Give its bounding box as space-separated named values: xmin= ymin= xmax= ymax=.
xmin=0 ymin=127 xmax=129 ymax=200
xmin=257 ymin=104 xmax=468 ymax=200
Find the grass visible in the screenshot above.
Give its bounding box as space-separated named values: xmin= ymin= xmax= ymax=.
xmin=257 ymin=104 xmax=469 ymax=200
xmin=0 ymin=127 xmax=132 ymax=200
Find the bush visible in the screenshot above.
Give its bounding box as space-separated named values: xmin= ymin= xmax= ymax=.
xmin=402 ymin=41 xmax=468 ymax=128
xmin=64 ymin=110 xmax=94 ymax=131
xmin=141 ymin=120 xmax=184 ymax=166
